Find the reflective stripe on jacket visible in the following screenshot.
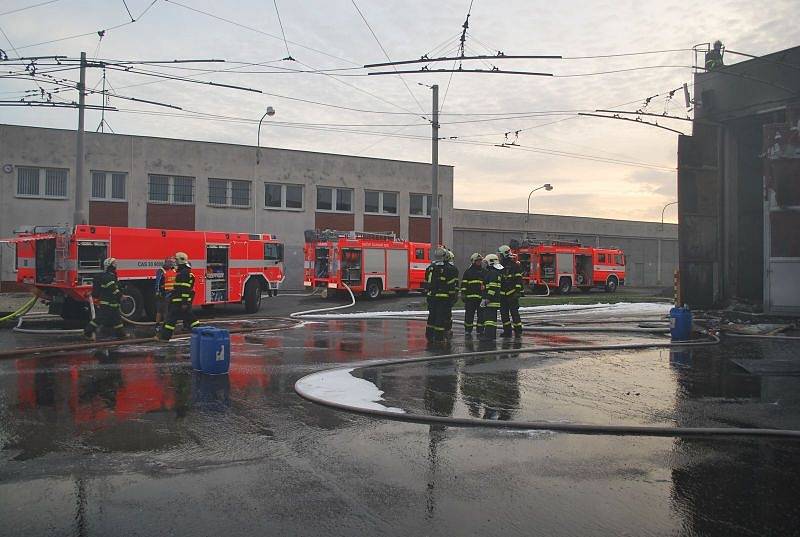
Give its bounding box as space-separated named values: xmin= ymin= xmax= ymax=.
xmin=460 ymin=265 xmax=485 ymax=301
xmin=483 ymin=267 xmax=503 ymax=308
xmin=425 ymin=261 xmax=459 ymax=301
xmin=500 ymin=258 xmax=523 ymax=298
xmin=171 ymin=264 xmax=196 ymax=304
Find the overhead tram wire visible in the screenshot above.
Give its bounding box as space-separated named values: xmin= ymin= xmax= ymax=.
xmin=272 ymin=0 xmax=294 ymax=60
xmin=162 ymin=0 xmax=360 ymax=67
xmin=350 ymin=0 xmax=427 ymax=115
xmin=11 ymin=0 xmax=159 ymax=52
xmin=0 ymin=0 xmax=60 ymax=17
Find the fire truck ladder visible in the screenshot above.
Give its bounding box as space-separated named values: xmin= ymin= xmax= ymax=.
xmin=310 ymin=229 xmax=398 ymax=242
xmin=53 ymin=229 xmax=71 ymax=283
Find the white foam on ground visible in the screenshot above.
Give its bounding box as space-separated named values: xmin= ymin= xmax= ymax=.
xmin=296 ymin=368 xmax=405 ymax=414
xmin=307 ymin=301 xmax=671 ymax=319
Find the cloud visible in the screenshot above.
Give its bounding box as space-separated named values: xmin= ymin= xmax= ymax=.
xmin=1 ymin=0 xmax=795 ymax=223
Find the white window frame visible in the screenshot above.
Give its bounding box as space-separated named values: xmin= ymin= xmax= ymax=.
xmin=148 ymin=174 xmax=195 ymax=205
xmin=15 ymin=166 xmax=69 ymax=200
xmin=316 ymin=186 xmax=353 ymax=213
xmin=409 ymin=193 xmax=443 ymax=217
xmin=90 ymin=171 xmax=127 ymax=202
xmin=208 ymin=178 xmax=251 ymax=209
xmin=264 ymin=182 xmax=304 ymax=211
xmin=364 ymin=190 xmax=398 ymax=215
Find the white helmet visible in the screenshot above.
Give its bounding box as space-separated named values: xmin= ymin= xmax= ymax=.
xmin=469 ymin=252 xmax=483 ymax=263
xmin=445 ymin=249 xmax=455 ymax=262
xmin=103 ymin=257 xmax=117 ymax=270
xmin=175 ymin=251 xmax=189 ymax=265
xmin=432 ymin=247 xmax=447 ymax=262
xmin=484 ymin=253 xmax=503 ymax=269
xmin=498 ymin=245 xmax=512 ymax=258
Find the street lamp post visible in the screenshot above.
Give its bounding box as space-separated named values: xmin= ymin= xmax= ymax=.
xmin=525 ymin=183 xmax=553 ymax=239
xmin=254 ymin=106 xmax=276 ymax=233
xmin=658 ymin=200 xmax=678 ymax=284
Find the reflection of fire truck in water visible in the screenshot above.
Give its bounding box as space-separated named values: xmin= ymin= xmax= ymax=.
xmin=8 ymin=225 xmax=285 ymax=320
xmin=510 ymin=238 xmax=626 ymax=294
xmin=303 ymin=229 xmax=432 ymax=299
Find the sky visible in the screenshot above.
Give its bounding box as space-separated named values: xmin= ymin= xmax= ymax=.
xmin=1 ymin=0 xmax=797 ymax=223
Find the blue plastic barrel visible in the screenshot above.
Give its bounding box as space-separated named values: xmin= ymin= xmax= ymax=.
xmin=669 ymin=307 xmax=692 ymax=341
xmin=190 ymin=327 xmax=213 ymax=371
xmin=198 ymin=327 xmax=231 ymax=375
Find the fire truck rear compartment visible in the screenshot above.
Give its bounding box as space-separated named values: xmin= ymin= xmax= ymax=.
xmin=315 ymin=247 xmax=330 ymax=280
xmin=77 ymin=241 xmax=108 ymax=285
xmin=341 ymin=248 xmax=362 ymax=285
xmin=206 ymin=245 xmax=229 ymax=303
xmin=35 ymin=238 xmax=56 ymax=284
xmin=575 ymin=254 xmax=593 ymax=287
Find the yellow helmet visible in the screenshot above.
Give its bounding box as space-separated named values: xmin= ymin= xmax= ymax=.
xmin=175 ymin=252 xmax=189 ymax=265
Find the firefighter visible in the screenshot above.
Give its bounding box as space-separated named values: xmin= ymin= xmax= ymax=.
xmin=154 ymin=256 xmax=176 ymax=327
xmin=157 ymin=251 xmax=200 ymax=341
xmin=704 ymin=40 xmax=724 ymax=70
xmin=424 ymin=246 xmax=459 ymax=342
xmin=479 ymin=253 xmax=503 ymax=341
xmin=498 ymin=244 xmax=524 ymax=338
xmin=461 ymin=252 xmax=485 ymax=337
xmin=84 ymin=257 xmax=126 ymax=341
xmin=444 ymin=248 xmax=459 ymax=337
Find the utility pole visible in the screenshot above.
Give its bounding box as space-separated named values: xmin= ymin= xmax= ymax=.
xmin=430 ymin=84 xmax=439 ymax=253
xmin=73 ymin=52 xmax=87 ymax=226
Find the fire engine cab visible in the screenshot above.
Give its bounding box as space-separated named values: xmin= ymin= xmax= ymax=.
xmin=510 ymin=239 xmax=625 ymax=294
xmin=7 ymin=225 xmax=285 ymax=320
xmin=303 ymin=229 xmax=431 ymax=299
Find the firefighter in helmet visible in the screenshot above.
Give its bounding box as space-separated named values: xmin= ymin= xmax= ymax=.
xmin=157 ymin=251 xmax=199 ymax=341
xmin=479 ymin=253 xmax=504 ymax=340
xmin=498 ymin=244 xmax=524 ymax=337
xmin=424 ymin=246 xmax=459 ymax=342
xmin=84 ymin=257 xmax=126 ymax=341
xmin=704 ymin=40 xmax=724 ymax=70
xmin=461 ymin=252 xmax=486 ymax=337
xmin=154 ymin=256 xmax=176 ymax=327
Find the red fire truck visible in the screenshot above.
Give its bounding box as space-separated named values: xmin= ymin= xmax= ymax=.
xmin=510 ymin=239 xmax=626 ymax=294
xmin=7 ymin=225 xmax=285 ymax=320
xmin=303 ymin=230 xmax=431 ymax=298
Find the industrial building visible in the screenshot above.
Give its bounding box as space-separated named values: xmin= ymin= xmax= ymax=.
xmin=0 ymin=123 xmax=676 ymax=289
xmin=678 ymin=44 xmax=800 ymax=314
xmin=0 ymin=124 xmax=454 ymax=289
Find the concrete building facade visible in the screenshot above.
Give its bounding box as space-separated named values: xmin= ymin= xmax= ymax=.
xmin=0 ymin=124 xmax=454 ymax=289
xmin=679 ymin=45 xmax=800 ymax=313
xmin=453 ymin=209 xmax=678 ymax=288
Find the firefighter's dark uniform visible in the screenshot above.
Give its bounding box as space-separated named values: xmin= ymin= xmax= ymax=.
xmin=84 ymin=267 xmax=125 ymax=339
xmin=461 ymin=264 xmax=485 ymax=335
xmin=481 ymin=265 xmax=503 ymax=340
xmin=424 ymin=261 xmax=459 ymax=342
xmin=500 ymin=256 xmax=524 ymax=337
xmin=154 ymin=265 xmax=176 ymax=323
xmin=158 ymin=263 xmax=199 ymax=341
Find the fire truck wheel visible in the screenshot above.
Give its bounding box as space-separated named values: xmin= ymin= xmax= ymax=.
xmin=244 ymin=280 xmax=262 ymax=313
xmin=605 ymin=276 xmax=619 ymax=293
xmin=557 ymin=277 xmax=572 ymax=295
xmin=365 ymin=279 xmax=382 ymax=300
xmin=120 ymin=285 xmax=144 ymax=320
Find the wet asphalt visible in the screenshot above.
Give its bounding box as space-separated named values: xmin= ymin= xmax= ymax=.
xmin=1 ymin=293 xmax=800 ymax=536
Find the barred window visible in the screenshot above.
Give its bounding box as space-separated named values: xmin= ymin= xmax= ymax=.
xmin=265 ymin=183 xmax=304 ymax=210
xmin=208 ymin=178 xmax=250 ymax=208
xmin=208 ymin=178 xmax=228 ymax=205
xmin=231 ymin=180 xmax=250 ymax=207
xmin=17 ymin=167 xmax=40 ymax=197
xmin=148 ymin=174 xmax=194 ymax=204
xmin=91 ymin=171 xmax=127 ymax=201
xmin=16 ymin=167 xmax=68 ymax=199
xmin=365 ymin=190 xmax=398 ymax=215
xmin=409 ymin=193 xmax=442 ymax=216
xmin=317 ymin=186 xmax=353 ymax=212
xmin=111 ymin=173 xmax=126 ymax=199
xmin=173 ymin=176 xmax=194 ymax=204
